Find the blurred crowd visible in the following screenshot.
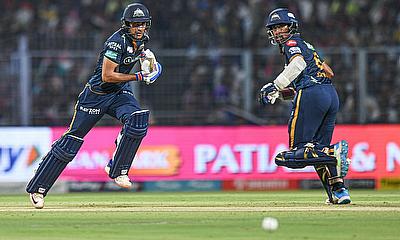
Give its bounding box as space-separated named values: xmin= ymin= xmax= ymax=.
xmin=3 ymin=0 xmax=400 ymax=48
xmin=1 ymin=0 xmax=400 ymax=125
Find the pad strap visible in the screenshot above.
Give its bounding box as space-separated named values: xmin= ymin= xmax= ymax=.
xmin=328 ymin=176 xmax=344 ymax=185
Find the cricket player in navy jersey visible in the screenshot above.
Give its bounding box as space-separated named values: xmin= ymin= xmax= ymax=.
xmin=259 ymin=8 xmax=351 ymax=204
xmin=26 ymin=3 xmax=162 ymax=209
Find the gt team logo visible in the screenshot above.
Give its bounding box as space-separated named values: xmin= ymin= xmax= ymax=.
xmin=133 ymin=8 xmax=145 ymax=17
xmin=271 ymin=13 xmax=280 ymax=21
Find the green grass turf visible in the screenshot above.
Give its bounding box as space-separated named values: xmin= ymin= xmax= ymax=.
xmin=0 ymin=190 xmax=399 ymax=240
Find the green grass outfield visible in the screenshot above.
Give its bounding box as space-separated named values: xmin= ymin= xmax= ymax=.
xmin=0 ymin=190 xmax=399 ymax=240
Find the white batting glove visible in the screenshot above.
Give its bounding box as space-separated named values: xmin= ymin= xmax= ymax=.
xmin=142 ymin=62 xmax=162 ymax=85
xmin=140 ymin=49 xmax=157 ymax=73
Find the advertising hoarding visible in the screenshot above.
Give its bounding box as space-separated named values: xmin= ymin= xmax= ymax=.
xmin=1 ymin=126 xmax=399 ymax=186
xmin=52 ymin=126 xmax=400 ymax=186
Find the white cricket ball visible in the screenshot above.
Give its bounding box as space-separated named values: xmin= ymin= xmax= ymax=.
xmin=261 ymin=217 xmax=279 ymax=231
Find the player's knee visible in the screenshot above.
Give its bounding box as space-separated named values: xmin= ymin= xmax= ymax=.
xmin=51 ymin=134 xmax=84 ymax=162
xmin=123 ymin=110 xmax=150 ymax=138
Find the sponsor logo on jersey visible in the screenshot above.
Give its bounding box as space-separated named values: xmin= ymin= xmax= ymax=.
xmin=105 ymin=50 xmax=118 ymax=60
xmin=107 ymin=42 xmax=122 ymax=51
xmin=123 ymin=55 xmax=141 ymax=65
xmin=79 ymin=106 xmax=101 ymax=115
xmin=133 ymin=8 xmax=145 ymax=17
xmin=123 ymin=56 xmax=134 ymax=65
xmin=288 ymin=47 xmax=301 ymax=54
xmin=286 ymin=40 xmax=297 ymax=46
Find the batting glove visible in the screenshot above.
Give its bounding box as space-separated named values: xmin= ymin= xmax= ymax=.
xmin=142 ymin=62 xmax=163 ymax=85
xmin=140 ymin=49 xmax=157 ymax=73
xmin=259 ymin=83 xmax=280 ymax=105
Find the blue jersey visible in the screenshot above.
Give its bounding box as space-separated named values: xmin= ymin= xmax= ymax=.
xmin=87 ymin=29 xmax=145 ymax=94
xmin=282 ymin=34 xmax=331 ymax=90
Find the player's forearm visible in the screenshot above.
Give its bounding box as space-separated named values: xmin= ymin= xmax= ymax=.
xmin=273 ymin=56 xmax=306 ymax=90
xmin=102 ymin=72 xmax=141 ymax=83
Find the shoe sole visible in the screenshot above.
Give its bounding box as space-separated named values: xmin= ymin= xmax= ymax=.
xmin=337 ymin=196 xmax=351 ymax=204
xmin=114 ymin=179 xmax=132 ymax=189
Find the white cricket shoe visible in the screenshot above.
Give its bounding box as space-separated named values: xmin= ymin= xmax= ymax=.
xmin=104 ymin=165 xmax=132 ymax=188
xmin=29 ymin=193 xmax=44 ymax=209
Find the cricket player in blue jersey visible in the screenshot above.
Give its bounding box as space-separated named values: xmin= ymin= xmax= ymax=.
xmin=26 ymin=3 xmax=162 ymax=209
xmin=259 ymin=8 xmax=351 ymax=204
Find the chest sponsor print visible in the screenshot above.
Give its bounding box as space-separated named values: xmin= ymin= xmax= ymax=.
xmin=123 ymin=55 xmax=141 ymax=65
xmin=107 ymin=42 xmax=122 ymax=51
xmin=286 ymin=40 xmax=297 ymax=46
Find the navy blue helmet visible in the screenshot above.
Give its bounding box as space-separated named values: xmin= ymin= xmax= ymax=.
xmin=121 ymin=3 xmax=152 ymax=40
xmin=265 ymin=8 xmax=298 ymax=45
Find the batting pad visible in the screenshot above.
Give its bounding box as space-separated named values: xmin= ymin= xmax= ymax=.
xmin=315 ymin=166 xmax=334 ymax=203
xmin=108 ymin=110 xmax=149 ymax=179
xmin=275 ymin=146 xmax=337 ymax=169
xmin=26 ymin=135 xmax=83 ymax=196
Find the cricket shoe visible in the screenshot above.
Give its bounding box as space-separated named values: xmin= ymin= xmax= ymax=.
xmin=332 ymin=188 xmax=351 ymax=204
xmin=333 ymin=140 xmax=350 ymax=177
xmin=29 ymin=193 xmax=44 ymax=209
xmin=104 ymin=160 xmax=132 ymax=189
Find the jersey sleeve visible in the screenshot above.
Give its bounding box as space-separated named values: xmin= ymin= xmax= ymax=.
xmin=103 ymin=39 xmax=124 ymax=64
xmin=283 ymin=39 xmax=304 ymax=62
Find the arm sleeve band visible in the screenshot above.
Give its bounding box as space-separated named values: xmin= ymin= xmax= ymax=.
xmin=273 ymin=56 xmax=307 ymax=90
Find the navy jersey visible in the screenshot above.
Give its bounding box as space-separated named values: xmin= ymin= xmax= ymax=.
xmin=281 ymin=34 xmax=331 ymax=90
xmin=87 ymin=29 xmax=145 ymax=94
